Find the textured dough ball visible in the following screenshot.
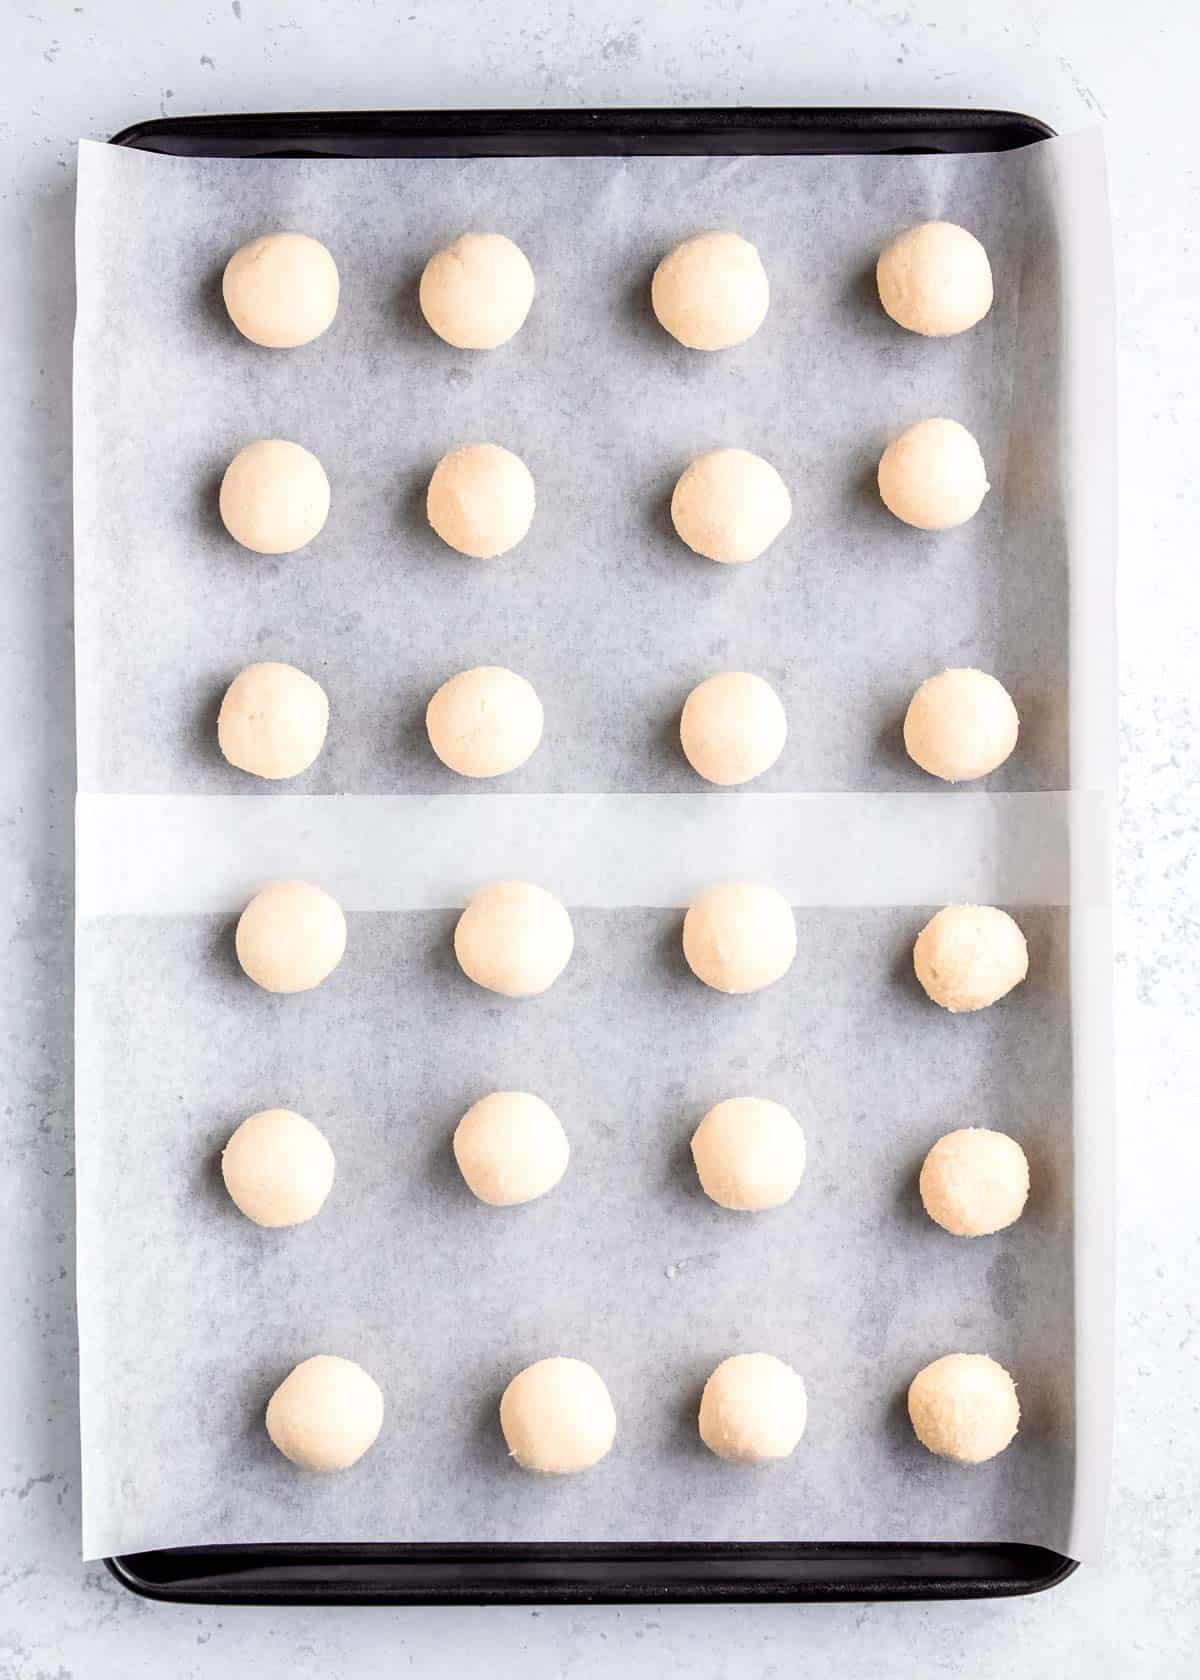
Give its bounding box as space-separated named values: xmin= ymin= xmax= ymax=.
xmin=420 ymin=232 xmax=535 ymax=349
xmin=426 ymin=666 xmax=543 ymax=779
xmin=219 ymin=439 xmax=330 ymax=555
xmin=691 ymin=1098 xmax=807 ymax=1211
xmin=877 ymin=418 xmax=988 ymax=531
xmin=683 ymin=882 xmax=796 ymax=994
xmin=500 ymin=1357 xmax=616 ymax=1473
xmin=680 ymin=671 xmax=787 ymax=785
xmin=913 ymin=905 xmax=1028 ymax=1013
xmin=652 ymin=232 xmax=769 ymax=350
xmin=920 ymin=1128 xmax=1030 ymax=1237
xmin=698 ymin=1353 xmax=807 ymax=1464
xmin=454 ymin=1091 xmax=569 ymax=1206
xmin=904 ymin=668 xmax=1018 ymax=782
xmin=877 ymin=221 xmax=993 ymax=337
xmin=218 ymin=661 xmax=329 ymax=780
xmin=671 ymin=449 xmax=791 ymax=565
xmin=221 ymin=1107 xmax=336 ymax=1227
xmin=266 ymin=1354 xmax=383 ymax=1471
xmin=222 ymin=232 xmax=340 ymax=348
xmin=236 ymin=880 xmax=347 ymax=994
xmin=908 ymin=1353 xmax=1019 ymax=1464
xmin=454 ymin=881 xmax=573 ymax=997
xmin=427 ymin=443 xmax=535 ymax=559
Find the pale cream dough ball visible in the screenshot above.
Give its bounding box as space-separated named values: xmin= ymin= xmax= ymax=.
xmin=236 ymin=880 xmax=347 ymax=994
xmin=500 ymin=1356 xmax=616 ymax=1473
xmin=682 ymin=882 xmax=796 ymax=995
xmin=222 ymin=231 xmax=340 ymax=348
xmin=680 ymin=671 xmax=787 ymax=785
xmin=913 ymin=904 xmax=1028 ymax=1014
xmin=698 ymin=1352 xmax=807 ymax=1464
xmin=690 ymin=1098 xmax=807 ymax=1211
xmin=877 ymin=221 xmax=993 ymax=337
xmin=425 ymin=665 xmax=543 ymax=779
xmin=219 ymin=439 xmax=330 ymax=555
xmin=671 ymin=449 xmax=791 ymax=565
xmin=221 ymin=1107 xmax=336 ymax=1227
xmin=652 ymin=231 xmax=769 ymax=350
xmin=454 ymin=881 xmax=574 ymax=998
xmin=453 ymin=1091 xmax=569 ymax=1206
xmin=877 ymin=418 xmax=989 ymax=531
xmin=266 ymin=1354 xmax=383 ymax=1471
xmin=426 ymin=443 xmax=535 ymax=559
xmin=218 ymin=661 xmax=329 ymax=781
xmin=420 ymin=232 xmax=535 ymax=349
xmin=907 ymin=1353 xmax=1019 ymax=1464
xmin=919 ymin=1128 xmax=1030 ymax=1237
xmin=903 ymin=667 xmax=1018 ymax=782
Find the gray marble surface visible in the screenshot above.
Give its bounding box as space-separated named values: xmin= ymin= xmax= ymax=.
xmin=2 ymin=0 xmax=1196 ymax=1674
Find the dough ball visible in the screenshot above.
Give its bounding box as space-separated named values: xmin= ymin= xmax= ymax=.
xmin=913 ymin=904 xmax=1028 ymax=1013
xmin=454 ymin=881 xmax=573 ymax=997
xmin=671 ymin=449 xmax=791 ymax=565
xmin=698 ymin=1353 xmax=807 ymax=1464
xmin=218 ymin=661 xmax=329 ymax=781
xmin=426 ymin=665 xmax=543 ymax=779
xmin=266 ymin=1354 xmax=383 ymax=1471
xmin=877 ymin=221 xmax=993 ymax=337
xmin=919 ymin=1128 xmax=1030 ymax=1237
xmin=426 ymin=443 xmax=535 ymax=559
xmin=903 ymin=668 xmax=1018 ymax=782
xmin=454 ymin=1091 xmax=570 ymax=1206
xmin=652 ymin=231 xmax=769 ymax=350
xmin=219 ymin=439 xmax=330 ymax=555
xmin=680 ymin=671 xmax=787 ymax=785
xmin=907 ymin=1353 xmax=1019 ymax=1464
xmin=877 ymin=418 xmax=988 ymax=531
xmin=419 ymin=232 xmax=535 ymax=349
xmin=236 ymin=880 xmax=347 ymax=994
xmin=690 ymin=1098 xmax=807 ymax=1211
xmin=500 ymin=1356 xmax=616 ymax=1474
xmin=683 ymin=882 xmax=796 ymax=994
xmin=222 ymin=232 xmax=340 ymax=348
xmin=221 ymin=1107 xmax=336 ymax=1227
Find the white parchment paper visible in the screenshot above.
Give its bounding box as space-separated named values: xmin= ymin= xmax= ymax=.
xmin=73 ymin=130 xmax=1115 ymax=1563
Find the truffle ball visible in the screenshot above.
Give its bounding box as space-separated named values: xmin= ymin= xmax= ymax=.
xmin=219 ymin=439 xmax=330 ymax=555
xmin=913 ymin=905 xmax=1028 ymax=1013
xmin=426 ymin=443 xmax=535 ymax=559
xmin=222 ymin=232 xmax=339 ymax=348
xmin=919 ymin=1128 xmax=1029 ymax=1237
xmin=419 ymin=232 xmax=535 ymax=349
xmin=690 ymin=1097 xmax=807 ymax=1211
xmin=903 ymin=667 xmax=1018 ymax=782
xmin=221 ymin=1107 xmax=336 ymax=1228
xmin=218 ymin=660 xmax=329 ymax=780
xmin=651 ymin=231 xmax=769 ymax=350
xmin=907 ymin=1353 xmax=1019 ymax=1464
xmin=500 ymin=1357 xmax=616 ymax=1473
xmin=877 ymin=418 xmax=989 ymax=531
xmin=453 ymin=1091 xmax=569 ymax=1206
xmin=425 ymin=665 xmax=543 ymax=778
xmin=877 ymin=221 xmax=993 ymax=337
xmin=266 ymin=1354 xmax=383 ymax=1471
xmin=683 ymin=882 xmax=796 ymax=994
xmin=680 ymin=671 xmax=787 ymax=785
xmin=236 ymin=880 xmax=347 ymax=994
xmin=454 ymin=881 xmax=574 ymax=997
xmin=671 ymin=449 xmax=791 ymax=565
xmin=698 ymin=1352 xmax=808 ymax=1464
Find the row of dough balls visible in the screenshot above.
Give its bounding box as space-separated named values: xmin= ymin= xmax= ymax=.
xmin=262 ymin=1347 xmax=1019 ymax=1477
xmin=223 ymin=220 xmax=992 ymax=354
xmin=218 ymin=660 xmax=1021 ymax=786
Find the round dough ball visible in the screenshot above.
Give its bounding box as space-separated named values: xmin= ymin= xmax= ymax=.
xmin=236 ymin=880 xmax=347 ymax=994
xmin=652 ymin=232 xmax=769 ymax=350
xmin=907 ymin=1353 xmax=1019 ymax=1464
xmin=671 ymin=449 xmax=791 ymax=565
xmin=219 ymin=439 xmax=330 ymax=555
xmin=221 ymin=1107 xmax=336 ymax=1227
xmin=218 ymin=661 xmax=329 ymax=781
xmin=426 ymin=665 xmax=543 ymax=779
xmin=878 ymin=418 xmax=989 ymax=531
xmin=919 ymin=1128 xmax=1030 ymax=1237
xmin=454 ymin=1091 xmax=569 ymax=1206
xmin=266 ymin=1354 xmax=383 ymax=1471
xmin=877 ymin=221 xmax=993 ymax=338
xmin=426 ymin=443 xmax=535 ymax=559
xmin=500 ymin=1356 xmax=616 ymax=1473
xmin=419 ymin=232 xmax=535 ymax=350
xmin=691 ymin=1098 xmax=807 ymax=1211
xmin=222 ymin=232 xmax=340 ymax=349
xmin=904 ymin=668 xmax=1018 ymax=782
xmin=680 ymin=671 xmax=787 ymax=785
xmin=454 ymin=881 xmax=573 ymax=998
xmin=683 ymin=882 xmax=796 ymax=995
xmin=913 ymin=904 xmax=1028 ymax=1014
xmin=698 ymin=1353 xmax=807 ymax=1464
